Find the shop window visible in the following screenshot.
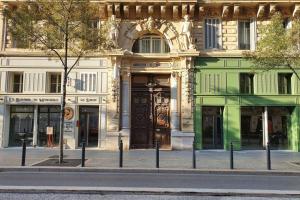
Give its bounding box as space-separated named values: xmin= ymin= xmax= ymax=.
xmin=9 ymin=106 xmax=34 ymax=146
xmin=238 ymin=20 xmax=256 ymax=50
xmin=278 ymin=73 xmax=292 ymax=94
xmin=205 ymin=18 xmax=221 ymax=49
xmin=132 ymin=34 xmax=170 ymax=53
xmin=47 ymin=73 xmax=61 ymax=93
xmin=240 ymin=73 xmax=254 ymax=94
xmin=38 ymin=106 xmax=60 ymax=146
xmin=9 ymin=72 xmax=23 ymax=93
xmin=80 ymin=73 xmax=97 ymax=92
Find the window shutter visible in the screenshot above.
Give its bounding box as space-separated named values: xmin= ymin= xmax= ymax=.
xmin=250 ymin=19 xmax=257 ymax=51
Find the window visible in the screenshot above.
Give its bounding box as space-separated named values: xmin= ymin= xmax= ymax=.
xmin=132 ymin=35 xmax=170 ymax=53
xmin=283 ymin=18 xmax=292 ymax=30
xmin=240 ymin=73 xmax=254 ymax=94
xmin=80 ymin=73 xmax=96 ymax=92
xmin=47 ymin=73 xmax=61 ymax=93
xmin=9 ymin=106 xmax=34 ymax=146
xmin=205 ymin=19 xmax=221 ymax=49
xmin=238 ymin=20 xmax=256 ymax=50
xmin=11 ymin=73 xmax=23 ymax=93
xmin=278 ymin=73 xmax=292 ymax=94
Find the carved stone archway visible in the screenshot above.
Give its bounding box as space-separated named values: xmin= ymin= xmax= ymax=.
xmin=121 ymin=17 xmax=182 ymax=52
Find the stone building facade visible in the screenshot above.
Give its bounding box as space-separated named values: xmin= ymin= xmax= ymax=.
xmin=0 ymin=0 xmax=299 ymax=151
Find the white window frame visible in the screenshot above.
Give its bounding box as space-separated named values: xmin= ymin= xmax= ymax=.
xmin=47 ymin=72 xmax=62 ymax=93
xmin=80 ymin=72 xmax=97 ymax=93
xmin=10 ymin=72 xmax=24 ymax=93
xmin=204 ymin=18 xmax=222 ymax=49
xmin=134 ymin=35 xmax=170 ymax=53
xmin=238 ymin=19 xmax=256 ymax=50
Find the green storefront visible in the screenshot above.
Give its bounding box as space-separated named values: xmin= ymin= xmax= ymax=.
xmin=194 ymin=57 xmax=300 ymax=152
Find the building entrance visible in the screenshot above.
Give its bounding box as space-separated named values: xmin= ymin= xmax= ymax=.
xmin=130 ymin=74 xmax=171 ymax=149
xmin=202 ymin=107 xmax=224 ymax=149
xmin=79 ymin=106 xmax=99 ymax=147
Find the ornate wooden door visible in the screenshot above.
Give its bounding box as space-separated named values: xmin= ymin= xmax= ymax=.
xmin=131 ymin=74 xmax=171 ymax=149
xmin=131 ymin=91 xmax=151 ymax=148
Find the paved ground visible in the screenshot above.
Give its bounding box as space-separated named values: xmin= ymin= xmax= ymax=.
xmin=1 ymin=193 xmax=299 ymax=200
xmin=0 ymin=148 xmax=300 ymax=171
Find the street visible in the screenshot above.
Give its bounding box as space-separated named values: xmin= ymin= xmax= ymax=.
xmin=0 ymin=171 xmax=299 ymax=190
xmin=0 ymin=193 xmax=299 ymax=200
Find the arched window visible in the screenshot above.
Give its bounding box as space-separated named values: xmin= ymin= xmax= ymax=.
xmin=132 ymin=34 xmax=170 ymax=53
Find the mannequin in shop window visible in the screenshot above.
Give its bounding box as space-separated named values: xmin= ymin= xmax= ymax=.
xmin=269 ymin=117 xmax=279 ymax=145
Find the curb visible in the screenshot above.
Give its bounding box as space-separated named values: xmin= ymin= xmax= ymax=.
xmin=1 ymin=166 xmax=300 ymax=176
xmin=0 ymin=186 xmax=300 ymax=197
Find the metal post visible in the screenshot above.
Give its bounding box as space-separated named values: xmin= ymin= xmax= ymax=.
xmin=81 ymin=139 xmax=86 ymax=167
xmin=230 ymin=142 xmax=234 ymax=169
xmin=156 ymin=140 xmax=159 ymax=168
xmin=21 ymin=137 xmax=26 ymax=166
xmin=119 ymin=139 xmax=123 ymax=168
xmin=267 ymin=142 xmax=271 ymax=170
xmin=192 ymin=140 xmax=196 ymax=169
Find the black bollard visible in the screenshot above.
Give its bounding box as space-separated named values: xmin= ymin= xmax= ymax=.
xmin=267 ymin=142 xmax=271 ymax=170
xmin=81 ymin=139 xmax=86 ymax=167
xmin=156 ymin=140 xmax=159 ymax=168
xmin=230 ymin=142 xmax=234 ymax=169
xmin=192 ymin=140 xmax=196 ymax=169
xmin=119 ymin=139 xmax=123 ymax=168
xmin=21 ymin=137 xmax=26 ymax=166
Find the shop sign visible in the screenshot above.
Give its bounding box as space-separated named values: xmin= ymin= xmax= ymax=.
xmin=64 ymin=107 xmax=74 ymax=120
xmin=6 ymin=97 xmax=61 ymax=104
xmin=64 ymin=121 xmax=74 ymax=137
xmin=78 ymin=97 xmax=99 ymax=104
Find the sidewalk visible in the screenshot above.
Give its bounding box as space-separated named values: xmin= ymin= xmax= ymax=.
xmin=0 ymin=148 xmax=300 ymax=172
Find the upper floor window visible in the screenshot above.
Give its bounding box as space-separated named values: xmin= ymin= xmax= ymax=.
xmin=278 ymin=73 xmax=292 ymax=94
xmin=283 ymin=18 xmax=292 ymax=30
xmin=240 ymin=73 xmax=254 ymax=94
xmin=47 ymin=73 xmax=61 ymax=93
xmin=9 ymin=72 xmax=23 ymax=93
xmin=205 ymin=19 xmax=221 ymax=49
xmin=80 ymin=73 xmax=96 ymax=92
xmin=238 ymin=20 xmax=256 ymax=50
xmin=132 ymin=35 xmax=170 ymax=53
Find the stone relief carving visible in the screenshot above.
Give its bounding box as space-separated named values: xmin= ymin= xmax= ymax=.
xmin=180 ymin=15 xmax=195 ymax=50
xmin=108 ymin=15 xmax=120 ymax=48
xmin=124 ymin=17 xmax=182 ymax=51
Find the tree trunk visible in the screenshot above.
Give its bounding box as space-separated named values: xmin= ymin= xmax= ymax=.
xmin=59 ymin=24 xmax=68 ymax=165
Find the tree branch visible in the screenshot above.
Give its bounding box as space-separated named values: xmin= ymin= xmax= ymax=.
xmin=67 ymin=51 xmax=83 ymax=75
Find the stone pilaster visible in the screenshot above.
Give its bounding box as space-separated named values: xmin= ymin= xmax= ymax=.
xmin=170 ymin=72 xmax=179 ymax=132
xmin=0 ymin=3 xmax=7 ymax=50
xmin=105 ymin=56 xmax=121 ymax=150
xmin=120 ymin=70 xmax=131 ymax=150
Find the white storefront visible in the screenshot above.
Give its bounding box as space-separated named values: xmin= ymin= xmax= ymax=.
xmin=0 ymin=57 xmax=108 ymax=149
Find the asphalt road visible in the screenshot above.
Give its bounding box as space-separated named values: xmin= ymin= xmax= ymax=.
xmin=0 ymin=193 xmax=299 ymax=200
xmin=0 ymin=171 xmax=299 ymax=191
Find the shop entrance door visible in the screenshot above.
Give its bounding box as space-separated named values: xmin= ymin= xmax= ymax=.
xmin=131 ymin=74 xmax=170 ymax=149
xmin=202 ymin=107 xmax=224 ymax=149
xmin=79 ymin=106 xmax=99 ymax=147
